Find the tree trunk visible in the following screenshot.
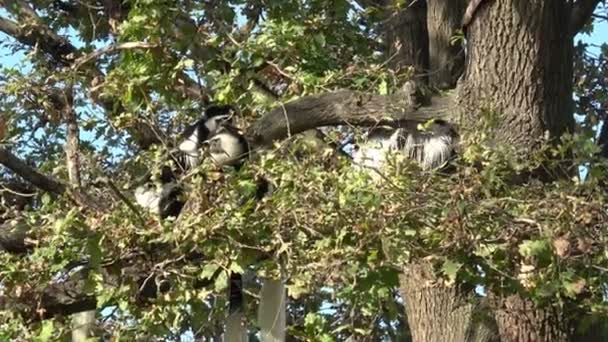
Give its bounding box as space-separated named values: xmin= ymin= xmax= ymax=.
xmin=258 ymin=278 xmax=286 ymax=342
xmin=457 ymin=1 xmax=576 ymax=341
xmin=383 ymin=0 xmax=429 ymax=78
xmin=225 ymin=273 xmax=248 ymax=342
xmin=400 ymin=261 xmax=497 ymax=342
xmin=71 ymin=310 xmax=96 ymax=342
xmin=457 ymin=0 xmax=574 ymax=147
xmin=492 ymin=295 xmax=571 ymax=342
xmin=426 ymin=0 xmax=466 ymax=89
xmin=391 ymin=2 xmax=492 ymax=342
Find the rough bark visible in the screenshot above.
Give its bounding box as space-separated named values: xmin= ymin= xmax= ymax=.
xmin=492 ymin=295 xmax=571 ymax=342
xmin=456 ymin=1 xmax=579 ymax=341
xmin=383 ymin=0 xmax=429 ymax=77
xmin=246 ymin=86 xmax=455 ymax=147
xmin=457 ymin=0 xmax=574 ymax=149
xmin=400 ymin=261 xmax=497 ymax=342
xmin=426 ymin=0 xmax=466 ymax=89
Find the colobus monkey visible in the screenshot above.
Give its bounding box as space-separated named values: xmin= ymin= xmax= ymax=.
xmin=177 ymin=105 xmax=236 ymax=170
xmin=133 ymin=166 xmax=185 ymax=219
xmin=134 ymin=105 xmax=235 ymax=218
xmin=352 ymin=119 xmax=458 ymax=172
xmin=205 ymin=125 xmax=250 ymax=168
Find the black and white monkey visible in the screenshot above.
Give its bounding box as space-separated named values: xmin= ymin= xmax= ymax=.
xmin=352 ymin=119 xmax=459 ymax=172
xmin=133 ymin=165 xmax=184 ymax=219
xmin=133 ymin=105 xmax=241 ymax=219
xmin=205 ymin=125 xmax=251 ymax=168
xmin=132 ymin=104 xmax=254 ymax=341
xmin=176 ymin=104 xmax=236 ymax=170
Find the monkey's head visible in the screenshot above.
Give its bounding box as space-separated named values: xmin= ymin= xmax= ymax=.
xmin=205 ymin=126 xmax=250 ymax=168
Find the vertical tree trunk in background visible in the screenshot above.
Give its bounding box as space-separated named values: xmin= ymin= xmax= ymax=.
xmin=426 ymin=0 xmax=466 ymax=89
xmin=71 ymin=310 xmax=96 ymax=342
xmin=225 ymin=273 xmax=248 ymax=342
xmin=492 ymin=295 xmax=571 ymax=342
xmin=258 ymin=278 xmax=286 ymax=342
xmin=383 ymin=0 xmax=429 ymax=78
xmin=63 ymin=87 xmax=97 ymax=342
xmin=457 ymin=0 xmax=574 ymax=147
xmin=388 ymin=1 xmax=494 ymax=341
xmin=400 ymin=261 xmax=496 ymax=342
xmin=457 ymin=1 xmax=575 ymax=341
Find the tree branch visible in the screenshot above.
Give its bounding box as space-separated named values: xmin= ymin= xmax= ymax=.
xmin=63 ymin=86 xmax=82 ymax=188
xmin=570 ymin=0 xmax=603 ymax=35
xmin=462 ymin=0 xmax=486 ymax=27
xmin=246 ymin=86 xmax=455 ymax=147
xmin=0 ymin=148 xmax=66 ymax=194
xmin=0 ymin=3 xmax=209 ymax=150
xmin=1 ymin=251 xmax=224 ymax=321
xmin=72 ymin=42 xmax=160 ymax=70
xmin=598 ymin=119 xmax=608 ymax=159
xmin=0 ymin=11 xmax=76 ymax=65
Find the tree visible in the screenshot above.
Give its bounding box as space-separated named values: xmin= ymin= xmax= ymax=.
xmin=0 ymin=0 xmax=607 ymax=341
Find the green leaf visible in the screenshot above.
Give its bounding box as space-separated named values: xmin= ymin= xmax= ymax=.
xmin=519 ymin=240 xmax=550 ymax=258
xmin=200 ymin=264 xmax=220 ymax=279
xmin=441 ymin=259 xmax=463 ymax=284
xmin=378 ymin=79 xmax=388 ymax=95
xmin=34 ymin=320 xmax=54 ymax=342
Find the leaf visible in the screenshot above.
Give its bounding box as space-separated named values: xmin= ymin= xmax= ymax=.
xmin=441 ymin=259 xmax=463 ymax=285
xmin=378 ymin=79 xmax=388 ymax=95
xmin=200 ymin=264 xmax=220 ymax=279
xmin=563 ymin=278 xmax=586 ymax=298
xmin=519 ymin=240 xmax=551 ymax=260
xmin=34 ymin=320 xmax=54 ymax=342
xmin=314 ymin=33 xmax=326 ymax=47
xmin=214 ymin=271 xmax=228 ymax=292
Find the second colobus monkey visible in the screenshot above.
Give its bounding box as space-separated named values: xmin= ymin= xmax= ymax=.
xmin=177 ymin=105 xmax=236 ymax=170
xmin=133 ymin=166 xmax=184 ymax=219
xmin=353 ymin=119 xmax=459 ymax=172
xmin=134 ymin=104 xmax=236 ymax=219
xmin=205 ymin=125 xmax=250 ymax=168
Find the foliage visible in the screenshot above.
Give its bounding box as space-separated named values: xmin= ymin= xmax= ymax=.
xmin=0 ymin=0 xmax=607 ymax=341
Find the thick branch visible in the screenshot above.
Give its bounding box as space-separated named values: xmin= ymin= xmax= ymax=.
xmin=0 ymin=14 xmax=76 ymax=65
xmin=0 ymin=148 xmax=66 ymax=194
xmin=570 ymin=0 xmax=603 ymax=35
xmin=63 ymin=87 xmax=82 ymax=188
xmin=246 ymin=88 xmax=455 ymax=147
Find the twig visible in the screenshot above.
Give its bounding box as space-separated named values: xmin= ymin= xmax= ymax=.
xmin=97 ymin=177 xmax=146 ymax=227
xmin=72 ymin=42 xmax=159 ymax=70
